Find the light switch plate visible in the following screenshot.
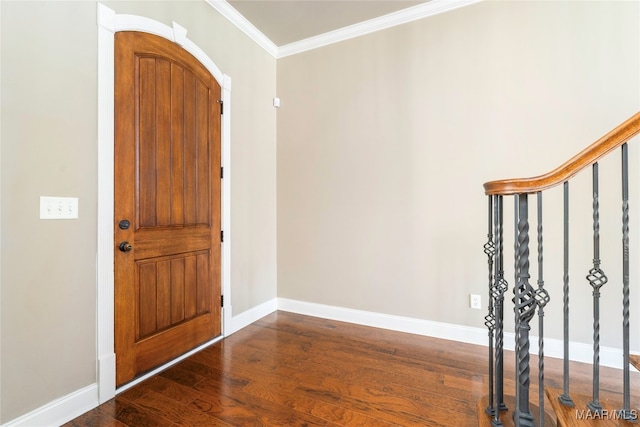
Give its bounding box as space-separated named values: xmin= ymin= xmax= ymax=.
xmin=40 ymin=196 xmax=79 ymax=219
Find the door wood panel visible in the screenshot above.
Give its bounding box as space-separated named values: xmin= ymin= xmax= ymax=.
xmin=114 ymin=31 xmax=222 ymax=386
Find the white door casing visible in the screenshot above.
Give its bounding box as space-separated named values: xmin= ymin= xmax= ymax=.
xmin=97 ymin=3 xmax=232 ymax=402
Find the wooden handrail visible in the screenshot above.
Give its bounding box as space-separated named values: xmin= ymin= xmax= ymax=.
xmin=484 ymin=112 xmax=640 ymax=195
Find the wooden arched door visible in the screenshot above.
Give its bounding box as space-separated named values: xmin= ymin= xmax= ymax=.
xmin=114 ymin=31 xmax=222 ymax=386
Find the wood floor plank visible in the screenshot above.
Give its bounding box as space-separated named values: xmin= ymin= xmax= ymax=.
xmin=193 ymin=379 xmax=329 ymax=426
xmin=242 ymin=379 xmax=398 ymax=427
xmin=158 ymin=363 xmax=207 ymax=388
xmin=123 ymin=375 xmax=203 ymax=406
xmin=114 ymin=398 xmax=177 ymax=427
xmin=133 ymin=389 xmax=231 ymax=426
xmin=62 ymin=399 xmax=128 ymax=427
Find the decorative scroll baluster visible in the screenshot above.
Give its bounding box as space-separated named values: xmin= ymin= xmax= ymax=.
xmin=495 ymin=197 xmax=508 ymax=415
xmin=513 ymin=194 xmax=536 ymax=427
xmin=619 ymin=143 xmax=636 ymax=421
xmin=492 ymin=196 xmax=508 ymax=427
xmin=484 ymin=195 xmax=496 ymax=416
xmin=513 ymin=196 xmax=521 ymax=425
xmin=535 ymin=192 xmax=549 ymax=427
xmin=587 ymin=162 xmax=607 ymax=414
xmin=559 ymin=182 xmax=574 ymax=407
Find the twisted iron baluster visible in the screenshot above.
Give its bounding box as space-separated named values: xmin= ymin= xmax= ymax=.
xmin=535 ymin=192 xmax=550 ymax=427
xmin=587 ymin=162 xmax=607 ymax=414
xmin=513 ymin=196 xmax=521 ymax=426
xmin=559 ymin=182 xmax=574 ymax=407
xmin=484 ymin=196 xmax=496 ymax=416
xmin=513 ymin=194 xmax=536 ymax=427
xmin=492 ymin=196 xmax=508 ymax=427
xmin=619 ymin=144 xmax=636 ymax=421
xmin=495 ymin=197 xmax=508 ymax=412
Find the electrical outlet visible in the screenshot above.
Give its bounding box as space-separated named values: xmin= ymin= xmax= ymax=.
xmin=470 ymin=294 xmax=481 ymax=310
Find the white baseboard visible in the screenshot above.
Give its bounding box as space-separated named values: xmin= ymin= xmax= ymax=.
xmin=229 ymin=298 xmax=278 ymax=334
xmin=2 ymin=384 xmax=98 ymax=427
xmin=277 ymin=297 xmax=631 ymax=371
xmin=277 ymin=297 xmax=489 ymax=345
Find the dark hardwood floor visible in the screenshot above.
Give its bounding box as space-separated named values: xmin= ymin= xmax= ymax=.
xmin=64 ymin=311 xmax=640 ymax=426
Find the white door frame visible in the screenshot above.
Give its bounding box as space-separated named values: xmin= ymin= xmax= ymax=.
xmin=97 ymin=3 xmax=232 ymax=403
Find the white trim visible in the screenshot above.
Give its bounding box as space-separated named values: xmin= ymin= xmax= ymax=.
xmin=222 ymin=76 xmax=233 ymax=334
xmin=96 ymin=2 xmax=232 ymax=408
xmin=204 ymin=0 xmax=278 ymax=57
xmin=277 ymin=298 xmax=488 ymax=345
xmin=278 ymin=0 xmax=482 ymax=58
xmin=97 ymin=353 xmax=115 ymax=403
xmin=277 ymin=298 xmax=634 ymax=371
xmin=206 ymin=0 xmax=482 ymax=58
xmin=114 ymin=14 xmax=172 ymax=41
xmin=96 ymin=2 xmax=116 ymax=405
xmin=172 ymin=21 xmax=188 ymax=47
xmin=0 ymin=1 xmax=4 ymax=423
xmin=2 ymin=385 xmax=98 ymax=427
xmin=230 ymin=298 xmax=278 ymax=334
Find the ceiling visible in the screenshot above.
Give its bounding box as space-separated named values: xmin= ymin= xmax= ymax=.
xmin=226 ymin=0 xmax=429 ymax=47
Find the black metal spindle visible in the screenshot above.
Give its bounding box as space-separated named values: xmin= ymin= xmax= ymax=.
xmin=495 ymin=196 xmax=507 ymax=414
xmin=559 ymin=182 xmax=574 ymax=407
xmin=619 ymin=143 xmax=636 ymax=421
xmin=485 ymin=196 xmax=496 ymax=416
xmin=514 ymin=194 xmax=536 ymax=427
xmin=535 ymin=192 xmax=549 ymax=427
xmin=587 ymin=162 xmax=607 ymax=414
xmin=492 ymin=196 xmax=507 ymax=427
xmin=513 ymin=195 xmax=521 ymax=426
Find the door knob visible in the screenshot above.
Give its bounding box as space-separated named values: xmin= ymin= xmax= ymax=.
xmin=119 ymin=241 xmax=133 ymax=252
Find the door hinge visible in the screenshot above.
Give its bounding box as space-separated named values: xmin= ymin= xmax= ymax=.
xmin=221 ymin=166 xmax=224 ymax=179
xmin=218 ymin=99 xmax=223 ymax=115
xmin=221 ymin=230 xmax=224 ymax=242
xmin=221 ymin=295 xmax=224 ymax=307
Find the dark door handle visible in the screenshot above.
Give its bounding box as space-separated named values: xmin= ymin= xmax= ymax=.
xmin=119 ymin=241 xmax=133 ymax=252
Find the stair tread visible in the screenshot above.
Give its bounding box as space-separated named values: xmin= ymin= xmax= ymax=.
xmin=630 ymin=354 xmax=640 ymax=372
xmin=546 ymin=387 xmax=638 ymax=426
xmin=477 ymin=395 xmax=556 ymax=427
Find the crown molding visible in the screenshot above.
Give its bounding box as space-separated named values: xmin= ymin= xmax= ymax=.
xmin=278 ymin=0 xmax=482 ymax=58
xmin=205 ymin=0 xmax=278 ymax=57
xmin=207 ymin=0 xmax=481 ymax=59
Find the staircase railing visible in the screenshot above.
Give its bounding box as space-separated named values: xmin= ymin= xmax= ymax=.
xmin=482 ymin=112 xmax=640 ymax=426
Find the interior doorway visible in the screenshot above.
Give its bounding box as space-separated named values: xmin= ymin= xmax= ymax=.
xmin=97 ymin=4 xmax=232 ymax=401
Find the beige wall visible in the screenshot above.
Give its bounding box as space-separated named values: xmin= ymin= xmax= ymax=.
xmin=1 ymin=2 xmax=98 ymax=422
xmin=0 ymin=0 xmax=277 ymax=422
xmin=277 ymin=0 xmax=640 ymax=346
